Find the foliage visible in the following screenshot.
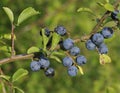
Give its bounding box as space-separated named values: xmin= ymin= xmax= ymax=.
xmin=0 ymin=0 xmax=120 ymax=93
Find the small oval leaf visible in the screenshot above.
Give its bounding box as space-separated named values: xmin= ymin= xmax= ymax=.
xmin=14 ymin=86 xmax=24 ymax=93
xmin=50 ymin=33 xmax=61 ymax=51
xmin=77 ymin=7 xmax=95 ymax=16
xmin=27 ymin=46 xmax=39 ymax=54
xmin=41 ymin=29 xmax=49 ymax=51
xmin=3 ymin=7 xmax=14 ymax=23
xmin=0 ymin=75 xmax=11 ymax=81
xmin=104 ymin=3 xmax=114 ymax=11
xmin=77 ymin=66 xmax=84 ymax=75
xmin=17 ymin=7 xmax=40 ymax=26
xmin=50 ymin=55 xmax=62 ymax=63
xmin=12 ymin=68 xmax=28 ymax=82
xmin=104 ymin=21 xmax=117 ymax=27
xmin=99 ymin=54 xmax=111 ymax=65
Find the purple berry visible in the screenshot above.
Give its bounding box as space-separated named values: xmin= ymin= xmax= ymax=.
xmin=111 ymin=10 xmax=120 ymax=20
xmin=69 ymin=46 xmax=80 ymax=56
xmin=30 ymin=61 xmax=41 ymax=71
xmin=62 ymin=56 xmax=73 ymax=67
xmin=101 ymin=27 xmax=113 ymax=39
xmin=54 ymin=25 xmax=66 ymax=36
xmin=63 ymin=38 xmax=74 ymax=50
xmin=45 ymin=67 xmax=55 ymax=77
xmin=67 ymin=66 xmax=78 ymax=76
xmin=85 ymin=39 xmax=96 ymax=50
xmin=98 ymin=43 xmax=108 ymax=54
xmin=39 ymin=57 xmax=50 ymax=69
xmin=76 ymin=55 xmax=87 ymax=65
xmin=91 ymin=33 xmax=104 ymax=45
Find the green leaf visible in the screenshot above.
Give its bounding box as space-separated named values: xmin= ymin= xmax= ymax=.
xmin=27 ymin=46 xmax=39 ymax=54
xmin=41 ymin=29 xmax=49 ymax=51
xmin=0 ymin=75 xmax=11 ymax=81
xmin=106 ymin=87 xmax=116 ymax=93
xmin=50 ymin=33 xmax=61 ymax=51
xmin=117 ymin=13 xmax=120 ymax=20
xmin=3 ymin=7 xmax=14 ymax=23
xmin=97 ymin=2 xmax=104 ymax=7
xmin=12 ymin=68 xmax=28 ymax=82
xmin=50 ymin=55 xmax=62 ymax=63
xmin=3 ymin=34 xmax=16 ymax=40
xmin=104 ymin=21 xmax=117 ymax=27
xmin=105 ymin=0 xmax=109 ymax=3
xmin=14 ymin=86 xmax=24 ymax=93
xmin=99 ymin=54 xmax=111 ymax=65
xmin=77 ymin=66 xmax=84 ymax=75
xmin=0 ymin=46 xmax=11 ymax=52
xmin=77 ymin=8 xmax=95 ymax=15
xmin=104 ymin=3 xmax=114 ymax=11
xmin=51 ymin=51 xmax=65 ymax=56
xmin=17 ymin=7 xmax=40 ymax=26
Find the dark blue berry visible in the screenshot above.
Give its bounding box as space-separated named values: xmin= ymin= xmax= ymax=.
xmin=111 ymin=10 xmax=120 ymax=20
xmin=101 ymin=27 xmax=113 ymax=39
xmin=62 ymin=56 xmax=73 ymax=67
xmin=85 ymin=39 xmax=96 ymax=50
xmin=63 ymin=38 xmax=74 ymax=50
xmin=45 ymin=67 xmax=55 ymax=77
xmin=44 ymin=28 xmax=50 ymax=37
xmin=91 ymin=33 xmax=104 ymax=45
xmin=30 ymin=61 xmax=41 ymax=71
xmin=54 ymin=25 xmax=66 ymax=36
xmin=70 ymin=46 xmax=80 ymax=56
xmin=76 ymin=55 xmax=87 ymax=65
xmin=39 ymin=57 xmax=50 ymax=69
xmin=98 ymin=43 xmax=108 ymax=54
xmin=67 ymin=65 xmax=78 ymax=76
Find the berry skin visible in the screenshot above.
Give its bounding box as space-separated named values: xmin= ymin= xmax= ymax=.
xmin=98 ymin=43 xmax=108 ymax=54
xmin=111 ymin=10 xmax=120 ymax=20
xmin=39 ymin=57 xmax=50 ymax=69
xmin=91 ymin=33 xmax=104 ymax=45
xmin=44 ymin=28 xmax=50 ymax=37
xmin=69 ymin=46 xmax=80 ymax=56
xmin=63 ymin=38 xmax=74 ymax=50
xmin=30 ymin=61 xmax=41 ymax=71
xmin=45 ymin=67 xmax=55 ymax=77
xmin=62 ymin=56 xmax=73 ymax=67
xmin=67 ymin=65 xmax=78 ymax=77
xmin=76 ymin=55 xmax=87 ymax=65
xmin=85 ymin=39 xmax=96 ymax=50
xmin=54 ymin=25 xmax=66 ymax=36
xmin=101 ymin=27 xmax=114 ymax=39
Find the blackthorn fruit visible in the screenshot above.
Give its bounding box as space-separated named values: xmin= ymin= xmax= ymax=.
xmin=76 ymin=55 xmax=87 ymax=65
xmin=45 ymin=67 xmax=55 ymax=77
xmin=85 ymin=39 xmax=96 ymax=50
xmin=70 ymin=46 xmax=80 ymax=56
xmin=67 ymin=65 xmax=78 ymax=76
xmin=98 ymin=43 xmax=108 ymax=54
xmin=62 ymin=56 xmax=73 ymax=67
xmin=54 ymin=25 xmax=66 ymax=36
xmin=30 ymin=61 xmax=41 ymax=71
xmin=63 ymin=38 xmax=74 ymax=50
xmin=39 ymin=57 xmax=50 ymax=69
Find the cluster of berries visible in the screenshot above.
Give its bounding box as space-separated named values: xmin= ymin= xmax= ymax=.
xmin=30 ymin=26 xmax=67 ymax=77
xmin=30 ymin=54 xmax=55 ymax=77
xmin=85 ymin=27 xmax=114 ymax=54
xmin=60 ymin=38 xmax=87 ymax=76
xmin=30 ymin=9 xmax=118 ymax=77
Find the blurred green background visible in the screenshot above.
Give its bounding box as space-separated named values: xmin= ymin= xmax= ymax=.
xmin=0 ymin=0 xmax=120 ymax=93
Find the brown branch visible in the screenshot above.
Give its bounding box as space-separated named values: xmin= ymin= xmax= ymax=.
xmin=77 ymin=0 xmax=120 ymax=42
xmin=0 ymin=54 xmax=34 ymax=65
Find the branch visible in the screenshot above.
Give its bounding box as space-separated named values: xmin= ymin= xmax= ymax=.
xmin=0 ymin=54 xmax=34 ymax=65
xmin=78 ymin=0 xmax=120 ymax=42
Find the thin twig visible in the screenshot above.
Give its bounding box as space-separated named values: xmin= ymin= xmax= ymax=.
xmin=0 ymin=54 xmax=34 ymax=65
xmin=76 ymin=0 xmax=120 ymax=42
